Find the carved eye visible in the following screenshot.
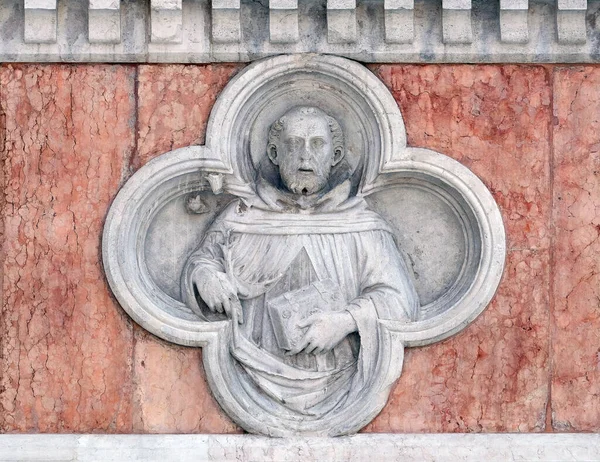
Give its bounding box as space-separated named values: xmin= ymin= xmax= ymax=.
xmin=286 ymin=138 xmax=302 ymax=151
xmin=312 ymin=138 xmax=325 ymax=149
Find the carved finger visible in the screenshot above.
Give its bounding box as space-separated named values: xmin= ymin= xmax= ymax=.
xmin=197 ymin=290 xmax=214 ymax=310
xmin=231 ymin=298 xmax=243 ymax=324
xmin=188 ymin=296 xmax=206 ymax=318
xmin=213 ymin=301 xmax=224 ymax=314
xmin=203 ymin=296 xmax=219 ymax=312
xmin=226 ymin=286 xmax=238 ymax=298
xmin=304 ymin=342 xmax=320 ymax=355
xmin=201 ymin=298 xmax=216 ymax=312
xmin=222 ymin=298 xmax=232 ymax=317
xmin=286 ymin=336 xmax=310 ymax=356
xmin=297 ymin=314 xmax=318 ymax=329
xmin=325 ymin=342 xmax=336 ymax=351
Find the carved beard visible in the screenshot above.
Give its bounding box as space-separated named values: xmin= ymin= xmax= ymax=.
xmin=279 ymin=165 xmax=330 ymax=196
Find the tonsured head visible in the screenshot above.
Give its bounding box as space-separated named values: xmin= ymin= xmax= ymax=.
xmin=267 ymin=106 xmax=345 ymax=195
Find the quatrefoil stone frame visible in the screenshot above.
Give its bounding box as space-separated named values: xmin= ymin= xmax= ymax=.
xmin=103 ymin=54 xmax=506 ymax=436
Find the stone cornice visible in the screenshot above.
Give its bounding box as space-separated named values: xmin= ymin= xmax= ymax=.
xmin=0 ymin=0 xmax=599 ymax=63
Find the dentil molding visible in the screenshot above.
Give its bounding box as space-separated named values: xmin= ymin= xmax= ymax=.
xmin=0 ymin=0 xmax=599 ymax=63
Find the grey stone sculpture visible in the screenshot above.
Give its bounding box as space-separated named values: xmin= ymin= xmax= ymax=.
xmin=180 ymin=105 xmax=419 ymax=423
xmin=103 ymin=54 xmax=506 ymax=436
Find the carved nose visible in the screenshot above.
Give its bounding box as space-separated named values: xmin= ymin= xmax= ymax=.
xmin=300 ymin=149 xmax=311 ymax=162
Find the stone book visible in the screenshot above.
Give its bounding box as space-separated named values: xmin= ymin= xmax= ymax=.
xmin=267 ymin=279 xmax=346 ymax=351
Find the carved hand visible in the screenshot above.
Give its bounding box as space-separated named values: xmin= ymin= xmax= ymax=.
xmin=288 ymin=311 xmax=357 ymax=356
xmin=193 ymin=269 xmax=243 ymax=323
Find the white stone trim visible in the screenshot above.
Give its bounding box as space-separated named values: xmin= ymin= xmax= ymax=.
xmin=88 ymin=0 xmax=121 ymax=44
xmin=23 ymin=0 xmax=56 ymax=44
xmin=0 ymin=434 xmax=598 ymax=461
xmin=269 ymin=0 xmax=299 ymax=44
xmin=384 ymin=0 xmax=414 ymax=44
xmin=150 ymin=0 xmax=183 ymax=44
xmin=500 ymin=0 xmax=529 ymax=44
xmin=557 ymin=0 xmax=588 ymax=44
xmin=327 ymin=0 xmax=357 ymax=43
xmin=2 ymin=0 xmax=599 ymax=63
xmin=211 ymin=0 xmax=241 ymax=44
xmin=442 ymin=0 xmax=473 ymax=44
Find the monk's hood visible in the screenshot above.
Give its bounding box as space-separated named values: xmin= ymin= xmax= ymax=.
xmin=218 ymin=178 xmax=394 ymax=235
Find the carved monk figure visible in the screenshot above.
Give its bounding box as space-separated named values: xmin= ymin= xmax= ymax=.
xmin=181 ymin=106 xmax=418 ymax=421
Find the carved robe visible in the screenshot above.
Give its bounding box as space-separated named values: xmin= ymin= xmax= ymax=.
xmin=181 ymin=178 xmax=418 ymax=421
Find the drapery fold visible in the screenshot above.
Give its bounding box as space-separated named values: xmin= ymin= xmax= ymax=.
xmin=181 ymin=179 xmax=418 ymax=420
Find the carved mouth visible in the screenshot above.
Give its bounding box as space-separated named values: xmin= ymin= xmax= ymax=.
xmin=298 ymin=168 xmax=314 ymax=173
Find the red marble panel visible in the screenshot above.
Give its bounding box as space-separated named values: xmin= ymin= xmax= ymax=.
xmin=0 ymin=63 xmax=5 ymax=431
xmin=0 ymin=62 xmax=562 ymax=435
xmin=132 ymin=331 xmax=240 ymax=433
xmin=365 ymin=65 xmax=552 ymax=432
xmin=0 ymin=65 xmax=135 ymax=432
xmin=551 ymin=67 xmax=600 ymax=431
xmin=134 ymin=64 xmax=243 ymax=433
xmin=134 ymin=64 xmax=242 ymax=169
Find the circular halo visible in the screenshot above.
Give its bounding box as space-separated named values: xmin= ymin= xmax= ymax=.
xmin=204 ymin=54 xmax=407 ymax=189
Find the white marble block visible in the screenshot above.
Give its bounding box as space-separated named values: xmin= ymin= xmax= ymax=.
xmin=88 ymin=0 xmax=121 ymax=44
xmin=24 ymin=0 xmax=57 ymax=43
xmin=103 ymin=54 xmax=506 ymax=437
xmin=442 ymin=0 xmax=472 ymax=44
xmin=327 ymin=0 xmax=357 ymax=44
xmin=557 ymin=0 xmax=588 ymax=44
xmin=1 ymin=0 xmax=599 ymax=63
xmin=384 ymin=0 xmax=414 ymax=44
xmin=270 ymin=0 xmax=299 ymax=44
xmin=500 ymin=0 xmax=529 ymax=43
xmin=151 ymin=0 xmax=183 ymax=43
xmin=212 ymin=0 xmax=241 ymax=43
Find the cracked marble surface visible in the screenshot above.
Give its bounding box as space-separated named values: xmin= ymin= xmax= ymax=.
xmin=132 ymin=64 xmax=243 ymax=433
xmin=0 ymin=65 xmax=136 ymax=432
xmin=134 ymin=64 xmax=242 ymax=169
xmin=551 ymin=66 xmax=600 ymax=431
xmin=0 ymin=63 xmax=598 ymax=435
xmin=364 ymin=65 xmax=552 ymax=432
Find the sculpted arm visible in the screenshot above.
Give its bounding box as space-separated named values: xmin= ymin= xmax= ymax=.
xmin=291 ymin=230 xmax=418 ymax=356
xmin=181 ymin=218 xmax=243 ymax=322
xmin=345 ymin=230 xmax=419 ymax=340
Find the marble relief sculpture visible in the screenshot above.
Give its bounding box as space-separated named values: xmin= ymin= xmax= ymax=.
xmin=103 ymin=54 xmax=506 ymax=436
xmin=180 ymin=106 xmax=419 ymax=420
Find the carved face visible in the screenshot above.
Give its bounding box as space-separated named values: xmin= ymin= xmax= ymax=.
xmin=270 ymin=111 xmax=338 ymax=196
